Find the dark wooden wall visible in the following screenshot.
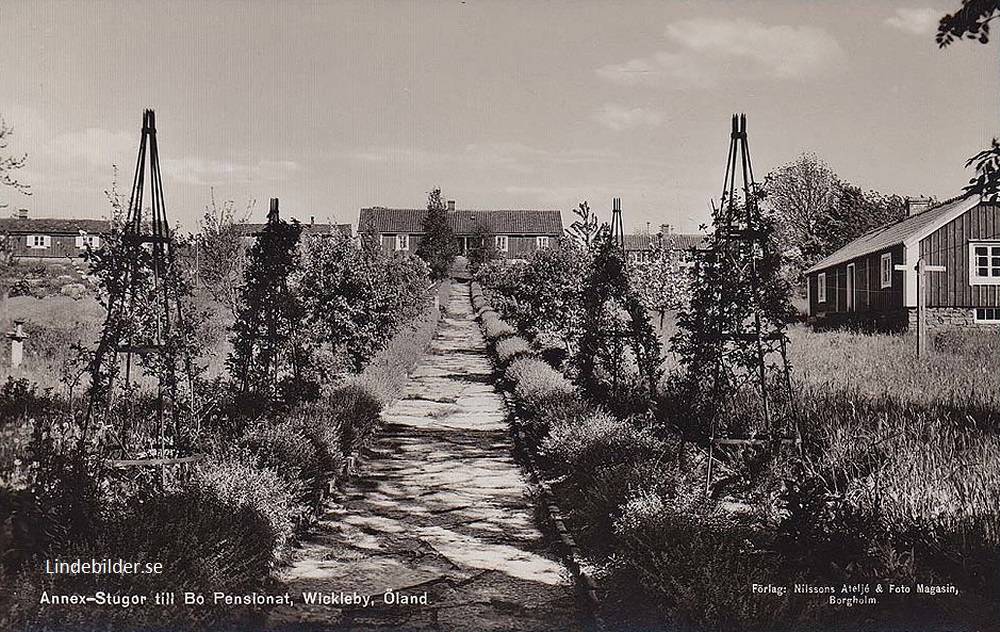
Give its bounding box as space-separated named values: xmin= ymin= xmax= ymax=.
xmin=921 ymin=203 xmax=1000 ymax=308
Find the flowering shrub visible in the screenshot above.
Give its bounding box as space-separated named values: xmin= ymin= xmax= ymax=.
xmin=295 ymin=234 xmax=429 ymax=374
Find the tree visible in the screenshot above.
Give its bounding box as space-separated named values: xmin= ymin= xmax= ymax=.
xmin=466 ymin=220 xmax=497 ymax=273
xmin=763 ymin=153 xmax=841 ymax=276
xmin=628 ymin=237 xmax=692 ymax=328
xmin=0 ymin=116 xmax=30 ymax=208
xmin=764 ymin=154 xmax=907 ymax=283
xmin=565 ymin=201 xmax=604 ymax=249
xmin=574 ymin=233 xmax=662 ymax=415
xmin=295 ymin=233 xmax=429 ymax=374
xmin=415 ymin=188 xmax=457 ymax=279
xmin=814 ymin=184 xmax=906 ymax=254
xmin=227 ymin=206 xmax=310 ymax=405
xmin=197 ymin=189 xmax=253 ymax=316
xmin=937 ymin=0 xmax=999 ymax=47
xmin=937 ymin=1 xmax=1000 ymax=199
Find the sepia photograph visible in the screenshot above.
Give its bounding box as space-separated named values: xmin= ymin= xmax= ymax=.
xmin=0 ymin=1 xmax=999 ymax=631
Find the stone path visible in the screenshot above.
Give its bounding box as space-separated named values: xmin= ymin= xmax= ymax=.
xmin=268 ymin=280 xmax=578 ymax=631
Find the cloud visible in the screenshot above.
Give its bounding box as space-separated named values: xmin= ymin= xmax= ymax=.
xmin=595 ymin=104 xmax=664 ymax=131
xmin=160 ymin=157 xmax=299 ymax=185
xmin=597 ymin=18 xmax=844 ymax=88
xmin=354 ymin=143 xmax=613 ymax=172
xmin=884 ymin=8 xmax=939 ymax=35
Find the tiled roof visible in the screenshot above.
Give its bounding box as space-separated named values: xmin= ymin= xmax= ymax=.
xmin=0 ymin=218 xmax=111 ymax=234
xmin=358 ymin=208 xmax=564 ymax=236
xmin=623 ymin=232 xmax=705 ymax=251
xmin=804 ymin=195 xmax=979 ymax=274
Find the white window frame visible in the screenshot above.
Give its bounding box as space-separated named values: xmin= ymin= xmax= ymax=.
xmin=970 ymin=241 xmax=1000 ymax=285
xmin=535 ymin=236 xmax=550 ymax=249
xmin=495 ymin=235 xmax=508 ymax=252
xmin=27 ymin=234 xmax=50 ymax=249
xmin=395 ymin=234 xmax=409 ymax=251
xmin=974 ymin=307 xmax=1000 ymax=323
xmin=846 ymin=263 xmax=856 ymax=311
xmin=817 ymin=272 xmax=827 ymax=303
xmin=880 ymin=253 xmax=892 ymax=288
xmin=75 ymin=234 xmax=100 ymax=249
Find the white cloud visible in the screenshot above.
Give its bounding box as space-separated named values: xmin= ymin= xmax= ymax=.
xmin=597 ymin=18 xmax=844 ymax=89
xmin=160 ymin=157 xmax=300 ymax=185
xmin=884 ymin=8 xmax=940 ymax=35
xmin=595 ymin=104 xmax=664 ymax=131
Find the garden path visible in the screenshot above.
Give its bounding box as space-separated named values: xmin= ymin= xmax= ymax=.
xmin=268 ymin=280 xmax=578 ymax=631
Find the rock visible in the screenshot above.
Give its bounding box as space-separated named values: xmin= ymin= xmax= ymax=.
xmin=60 ymin=283 xmax=88 ymax=300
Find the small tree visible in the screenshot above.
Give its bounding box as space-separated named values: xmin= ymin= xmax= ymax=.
xmin=628 ymin=237 xmax=693 ymax=328
xmin=227 ymin=205 xmax=310 ymax=406
xmin=416 ymin=188 xmax=457 ymax=279
xmin=0 ymin=116 xmax=30 ymax=208
xmin=198 ymin=189 xmax=253 ymax=316
xmin=574 ymin=233 xmax=662 ymax=414
xmin=565 ymin=201 xmax=603 ymax=249
xmin=466 ymin=221 xmax=497 ymax=273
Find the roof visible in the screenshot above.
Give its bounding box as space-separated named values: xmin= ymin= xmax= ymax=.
xmin=234 ymin=221 xmax=351 ymax=237
xmin=0 ymin=218 xmax=111 ymax=234
xmin=623 ymin=232 xmax=705 ymax=251
xmin=358 ymin=208 xmax=564 ymax=236
xmin=804 ymin=195 xmax=981 ymax=274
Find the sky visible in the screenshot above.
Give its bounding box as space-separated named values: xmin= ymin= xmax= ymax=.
xmin=0 ymin=0 xmax=998 ymax=233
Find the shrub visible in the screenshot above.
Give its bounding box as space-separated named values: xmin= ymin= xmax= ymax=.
xmin=614 ymin=489 xmax=788 ymax=631
xmin=323 ymin=383 xmax=383 ymax=455
xmin=494 ymin=336 xmax=534 ymax=366
xmin=481 ymin=312 xmax=516 ymax=341
xmin=542 ymin=410 xmax=661 ymax=473
xmin=193 ymin=455 xmax=301 ymax=564
xmin=237 ymin=417 xmax=330 ymax=511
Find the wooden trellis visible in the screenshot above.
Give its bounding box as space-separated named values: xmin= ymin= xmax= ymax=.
xmin=693 ymin=114 xmax=800 ymax=492
xmin=84 ymin=109 xmax=197 ymax=463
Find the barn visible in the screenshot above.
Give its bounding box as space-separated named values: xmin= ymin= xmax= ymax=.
xmin=804 ymin=195 xmax=1000 ymax=330
xmin=357 ymin=202 xmax=563 ymax=258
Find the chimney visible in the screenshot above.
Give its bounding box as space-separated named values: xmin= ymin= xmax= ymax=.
xmin=906 ymin=196 xmax=933 ymax=217
xmin=310 ymin=216 xmax=315 ymax=226
xmin=660 ymin=223 xmax=674 ymax=236
xmin=447 ymin=200 xmax=455 ymax=211
xmin=267 ymin=198 xmax=279 ymax=223
xmin=16 ymin=208 xmax=27 ymax=220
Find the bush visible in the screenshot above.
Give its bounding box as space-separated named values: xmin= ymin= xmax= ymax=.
xmin=494 ymin=336 xmax=534 ymax=366
xmin=324 ymin=383 xmax=383 ymax=455
xmin=614 ymin=489 xmax=788 ymax=631
xmin=237 ymin=417 xmax=330 ymax=512
xmin=542 ymin=410 xmax=661 ymax=473
xmin=193 ymin=456 xmax=302 ymax=562
xmin=481 ymin=311 xmax=516 ymax=341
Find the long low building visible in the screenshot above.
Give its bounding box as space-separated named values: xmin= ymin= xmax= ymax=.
xmin=804 ymin=195 xmax=1000 ymax=330
xmin=0 ymin=213 xmax=110 ymax=259
xmin=358 ymin=202 xmax=564 ymax=257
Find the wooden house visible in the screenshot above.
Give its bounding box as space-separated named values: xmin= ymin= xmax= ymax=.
xmin=622 ymin=224 xmax=704 ymax=264
xmin=357 ymin=202 xmax=563 ymax=258
xmin=804 ymin=195 xmax=1000 ymax=330
xmin=0 ymin=212 xmax=110 ymax=260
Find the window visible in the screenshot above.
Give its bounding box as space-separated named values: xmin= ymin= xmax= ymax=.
xmin=846 ymin=263 xmax=856 ymax=311
xmin=395 ymin=234 xmax=409 ymax=251
xmin=535 ymin=236 xmax=550 ymax=249
xmin=27 ymin=235 xmax=49 ymax=249
xmin=817 ymin=272 xmax=827 ymax=303
xmin=974 ymin=308 xmax=1000 ymax=323
xmin=880 ymin=253 xmax=892 ymax=288
xmin=970 ymin=242 xmax=1000 ymax=285
xmin=75 ymin=234 xmax=100 ymax=249
xmin=495 ymin=235 xmax=508 ymax=252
